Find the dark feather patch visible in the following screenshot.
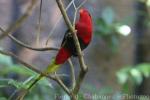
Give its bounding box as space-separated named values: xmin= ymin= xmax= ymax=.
xmin=61 ymin=30 xmax=88 ymax=57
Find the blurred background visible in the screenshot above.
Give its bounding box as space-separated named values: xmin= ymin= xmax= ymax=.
xmin=0 ymin=0 xmax=150 ymax=100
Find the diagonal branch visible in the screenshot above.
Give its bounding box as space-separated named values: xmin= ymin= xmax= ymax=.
xmin=0 ymin=49 xmax=71 ymax=98
xmin=54 ymin=73 xmax=71 ymax=95
xmin=0 ymin=27 xmax=59 ymax=51
xmin=46 ymin=0 xmax=75 ymax=45
xmin=0 ymin=0 xmax=37 ymax=39
xmin=73 ymin=0 xmax=88 ymax=25
xmin=68 ymin=59 xmax=76 ymax=89
xmin=36 ymin=0 xmax=43 ymax=45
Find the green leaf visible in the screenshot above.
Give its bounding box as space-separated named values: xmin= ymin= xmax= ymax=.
xmin=121 ymin=82 xmax=130 ymax=93
xmin=23 ymin=75 xmax=36 ymax=86
xmin=33 ymin=94 xmax=39 ymax=100
xmin=0 ymin=97 xmax=7 ymax=100
xmin=25 ymin=76 xmax=53 ymax=90
xmin=0 ymin=78 xmax=24 ymax=89
xmin=116 ymin=67 xmax=132 ymax=84
xmin=0 ymin=85 xmax=8 ymax=88
xmin=130 ymin=68 xmax=143 ymax=85
xmin=0 ymin=54 xmax=13 ymax=66
xmin=0 ymin=65 xmax=36 ymax=76
xmin=102 ymin=7 xmax=115 ymax=25
xmin=146 ymin=0 xmax=150 ymax=6
xmin=95 ymin=18 xmax=111 ymax=36
xmin=38 ymin=78 xmax=53 ymax=88
xmin=137 ymin=63 xmax=150 ymax=77
xmin=117 ymin=71 xmax=128 ymax=84
xmin=109 ymin=35 xmax=119 ymax=53
xmin=117 ymin=63 xmax=150 ymax=86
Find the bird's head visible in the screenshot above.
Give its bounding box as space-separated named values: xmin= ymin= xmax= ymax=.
xmin=79 ymin=8 xmax=91 ymax=20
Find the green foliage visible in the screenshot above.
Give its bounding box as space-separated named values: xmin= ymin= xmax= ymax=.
xmin=116 ymin=63 xmax=150 ymax=93
xmin=0 ymin=97 xmax=7 ymax=100
xmin=101 ymin=7 xmax=115 ymax=25
xmin=0 ymin=78 xmax=24 ymax=89
xmin=136 ymin=63 xmax=150 ymax=77
xmin=95 ymin=7 xmax=131 ymax=53
xmin=138 ymin=0 xmax=150 ymax=6
xmin=0 ymin=52 xmax=59 ymax=99
xmin=117 ymin=63 xmax=150 ymax=85
xmin=146 ymin=0 xmax=150 ymax=6
xmin=0 ymin=53 xmax=13 ymax=66
xmin=95 ymin=7 xmax=116 ymax=37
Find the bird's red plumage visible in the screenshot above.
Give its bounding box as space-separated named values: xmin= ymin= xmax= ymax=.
xmin=55 ymin=47 xmax=71 ymax=64
xmin=76 ymin=9 xmax=93 ymax=44
xmin=55 ymin=8 xmax=92 ymax=65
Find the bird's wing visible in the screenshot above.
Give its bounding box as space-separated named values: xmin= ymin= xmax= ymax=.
xmin=61 ymin=29 xmax=72 ymax=47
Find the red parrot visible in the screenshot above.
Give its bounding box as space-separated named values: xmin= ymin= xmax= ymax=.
xmin=27 ymin=8 xmax=93 ymax=90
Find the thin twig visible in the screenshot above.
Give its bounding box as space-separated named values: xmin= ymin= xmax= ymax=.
xmin=73 ymin=70 xmax=87 ymax=94
xmin=8 ymin=34 xmax=59 ymax=51
xmin=0 ymin=27 xmax=59 ymax=51
xmin=73 ymin=0 xmax=88 ymax=25
xmin=54 ymin=73 xmax=71 ymax=95
xmin=36 ymin=0 xmax=43 ymax=45
xmin=73 ymin=11 xmax=77 ymax=26
xmin=68 ymin=59 xmax=76 ymax=90
xmin=56 ymin=0 xmax=75 ymax=32
xmin=55 ymin=78 xmax=77 ymax=100
xmin=72 ymin=0 xmax=88 ymax=94
xmin=45 ymin=0 xmax=75 ymax=45
xmin=77 ymin=0 xmax=88 ymax=9
xmin=0 ymin=0 xmax=37 ymax=39
xmin=55 ymin=74 xmax=77 ymax=100
xmin=72 ymin=1 xmax=77 ymax=26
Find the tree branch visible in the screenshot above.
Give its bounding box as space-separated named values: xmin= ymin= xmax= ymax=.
xmin=0 ymin=27 xmax=59 ymax=51
xmin=0 ymin=49 xmax=71 ymax=99
xmin=56 ymin=0 xmax=88 ymax=97
xmin=46 ymin=0 xmax=75 ymax=45
xmin=54 ymin=74 xmax=71 ymax=95
xmin=56 ymin=0 xmax=87 ymax=71
xmin=0 ymin=49 xmax=55 ymax=80
xmin=68 ymin=59 xmax=76 ymax=89
xmin=0 ymin=0 xmax=37 ymax=39
xmin=36 ymin=0 xmax=43 ymax=45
